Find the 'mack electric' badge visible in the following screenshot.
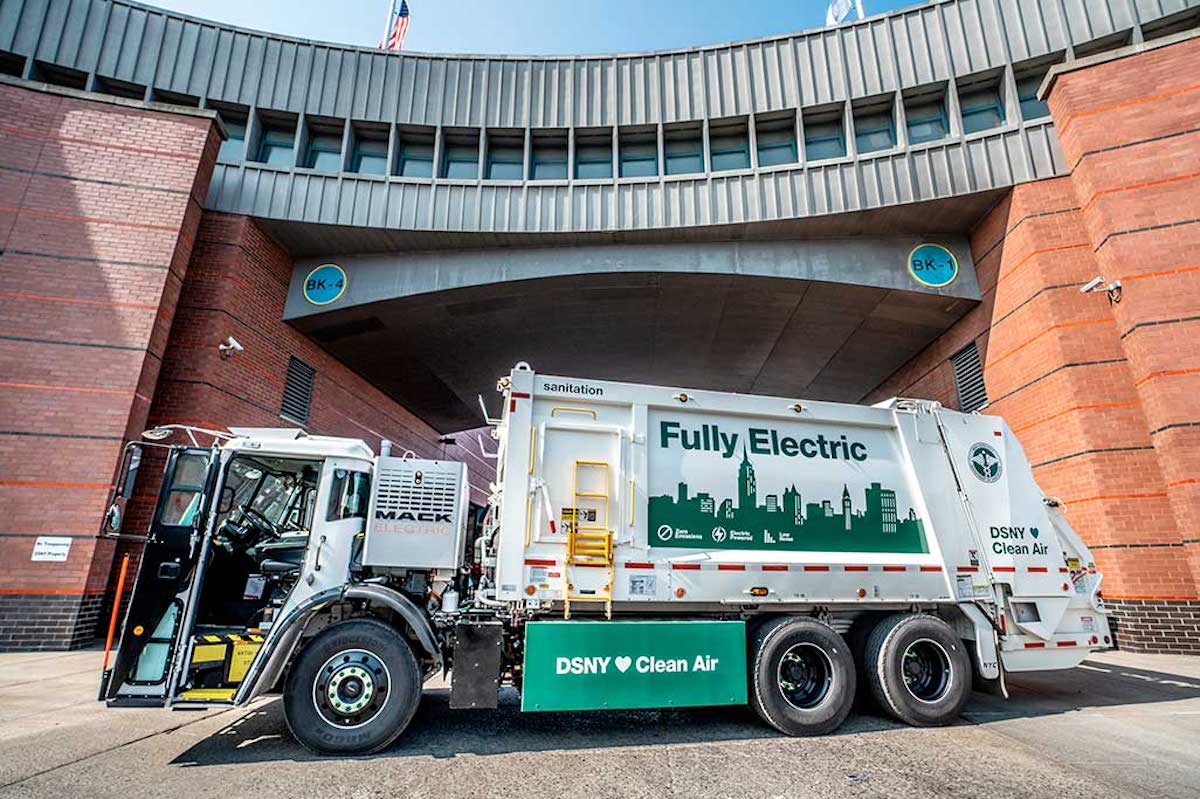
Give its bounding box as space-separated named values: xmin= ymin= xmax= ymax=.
xmin=907 ymin=243 xmax=959 ymax=288
xmin=303 ymin=263 xmax=347 ymax=305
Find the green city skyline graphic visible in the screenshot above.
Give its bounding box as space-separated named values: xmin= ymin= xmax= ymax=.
xmin=649 ymin=448 xmax=929 ymax=553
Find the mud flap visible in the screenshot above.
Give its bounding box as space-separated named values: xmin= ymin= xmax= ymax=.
xmin=450 ymin=622 xmax=504 ymax=709
xmin=959 ymin=602 xmax=1007 ymax=697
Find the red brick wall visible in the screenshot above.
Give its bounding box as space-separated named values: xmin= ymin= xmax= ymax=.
xmin=871 ymin=37 xmax=1200 ymax=651
xmin=0 ymin=80 xmax=220 ymax=648
xmin=107 ymin=211 xmax=497 ymax=611
xmin=1048 ymin=36 xmax=1200 ymax=604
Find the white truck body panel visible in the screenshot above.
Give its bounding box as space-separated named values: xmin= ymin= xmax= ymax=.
xmin=492 ymin=366 xmax=1109 ymax=670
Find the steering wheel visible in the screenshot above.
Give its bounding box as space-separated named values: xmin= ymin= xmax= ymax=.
xmin=241 ymin=507 xmax=280 ymax=540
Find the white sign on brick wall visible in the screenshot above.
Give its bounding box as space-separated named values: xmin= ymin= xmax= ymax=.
xmin=31 ymin=536 xmax=72 ymax=562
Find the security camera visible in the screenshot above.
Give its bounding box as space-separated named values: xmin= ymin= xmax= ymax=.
xmin=218 ymin=336 xmax=244 ymax=359
xmin=1080 ymin=276 xmax=1123 ymax=304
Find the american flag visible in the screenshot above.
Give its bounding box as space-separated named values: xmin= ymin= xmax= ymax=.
xmin=383 ymin=0 xmax=411 ymax=52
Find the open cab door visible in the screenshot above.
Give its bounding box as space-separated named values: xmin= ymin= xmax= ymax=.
xmin=102 ymin=446 xmax=219 ymax=706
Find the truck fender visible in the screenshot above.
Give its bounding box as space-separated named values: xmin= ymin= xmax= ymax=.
xmin=235 ymin=585 xmax=442 ymax=705
xmin=342 ymin=583 xmax=443 ymax=672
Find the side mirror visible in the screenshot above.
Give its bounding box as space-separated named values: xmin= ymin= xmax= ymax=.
xmin=105 ymin=503 xmax=122 ymax=533
xmin=116 ymin=444 xmax=143 ymax=499
xmin=218 ymin=486 xmax=235 ymax=515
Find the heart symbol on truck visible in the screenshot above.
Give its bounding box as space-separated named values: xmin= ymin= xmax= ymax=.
xmin=1030 ymin=528 xmax=1039 ymax=539
xmin=615 ymin=656 xmax=632 ymax=673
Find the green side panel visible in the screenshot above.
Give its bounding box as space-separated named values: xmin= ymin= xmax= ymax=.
xmin=521 ymin=620 xmax=747 ymax=712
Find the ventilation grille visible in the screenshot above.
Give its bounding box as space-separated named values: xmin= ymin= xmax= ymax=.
xmin=951 ymin=341 xmax=988 ymax=413
xmin=374 ymin=463 xmax=460 ymax=517
xmin=280 ymin=356 xmax=315 ymax=424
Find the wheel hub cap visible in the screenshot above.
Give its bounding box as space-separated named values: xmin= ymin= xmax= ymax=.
xmin=313 ymin=649 xmax=391 ymax=728
xmin=776 ymin=642 xmax=833 ymax=711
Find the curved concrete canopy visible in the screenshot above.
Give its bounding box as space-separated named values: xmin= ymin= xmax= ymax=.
xmin=288 ymin=243 xmax=978 ymax=430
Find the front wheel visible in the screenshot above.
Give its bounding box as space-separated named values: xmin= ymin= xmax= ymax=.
xmin=749 ymin=617 xmax=856 ymax=736
xmin=283 ymin=618 xmax=422 ymax=755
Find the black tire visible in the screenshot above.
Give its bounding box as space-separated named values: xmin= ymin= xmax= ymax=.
xmin=749 ymin=616 xmax=856 ymax=736
xmin=864 ymin=613 xmax=970 ymax=727
xmin=283 ymin=618 xmax=422 ymax=755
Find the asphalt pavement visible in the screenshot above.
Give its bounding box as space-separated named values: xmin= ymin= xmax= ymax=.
xmin=0 ymin=647 xmax=1197 ymax=798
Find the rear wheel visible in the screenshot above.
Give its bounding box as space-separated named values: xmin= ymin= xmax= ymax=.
xmin=283 ymin=618 xmax=422 ymax=754
xmin=864 ymin=613 xmax=970 ymax=727
xmin=749 ymin=617 xmax=855 ymax=736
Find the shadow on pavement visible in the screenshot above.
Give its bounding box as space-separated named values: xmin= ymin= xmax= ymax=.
xmin=170 ymin=659 xmax=1200 ymax=767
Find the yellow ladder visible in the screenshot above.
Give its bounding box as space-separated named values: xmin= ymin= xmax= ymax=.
xmin=564 ymin=459 xmax=614 ymax=619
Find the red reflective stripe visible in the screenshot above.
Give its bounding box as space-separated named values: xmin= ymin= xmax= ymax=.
xmin=1024 ymin=642 xmax=1045 ymax=649
xmin=803 ymin=565 xmax=830 ymax=572
xmin=843 ymin=565 xmax=869 ymax=572
xmin=624 ymin=561 xmax=654 ymax=570
xmin=882 ymin=565 xmax=907 ymax=572
xmin=920 ymin=565 xmax=943 ymax=572
xmin=717 ymin=564 xmax=745 ymax=571
xmin=1028 ymin=566 xmax=1049 ymax=573
xmin=509 ymin=399 xmax=516 ymax=412
xmin=993 ymin=430 xmax=1003 ymax=437
xmin=994 ymin=566 xmax=1017 ymax=572
xmin=524 ymin=558 xmax=556 ymax=567
xmin=511 ymin=392 xmax=531 ymax=399
xmin=761 ymin=564 xmax=789 ymax=571
xmin=957 ymin=566 xmax=979 ymax=572
xmin=1059 ymin=567 xmax=1070 ymax=573
xmin=672 ymin=563 xmax=701 ymax=570
xmin=1056 ymin=640 xmax=1077 ymax=647
xmin=549 ymin=520 xmax=557 ymax=534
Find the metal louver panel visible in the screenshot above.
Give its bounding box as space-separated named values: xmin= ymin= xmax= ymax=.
xmin=374 ymin=463 xmax=460 ymax=518
xmin=280 ymin=356 xmax=315 ymax=424
xmin=951 ymin=341 xmax=988 ymax=413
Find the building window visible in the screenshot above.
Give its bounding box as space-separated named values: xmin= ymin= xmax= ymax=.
xmin=350 ymin=138 xmax=388 ymax=175
xmin=396 ymin=131 xmax=435 ymax=178
xmin=281 ymin=356 xmax=315 ymax=425
xmin=440 ymin=132 xmax=480 ymax=179
xmin=803 ymin=108 xmax=846 ymax=161
xmin=213 ymin=105 xmax=249 ymax=163
xmin=853 ymin=103 xmax=896 ymax=154
xmin=904 ymin=91 xmax=949 ymax=145
xmin=1015 ymin=75 xmax=1049 ymax=120
xmin=619 ymin=129 xmax=658 ymax=178
xmin=664 ymin=124 xmax=703 ymax=175
xmin=575 ymin=132 xmax=613 ymax=179
xmin=951 ymin=341 xmax=988 ymax=413
xmin=958 ymin=77 xmax=1005 ymax=134
xmin=755 ymin=114 xmax=797 ymax=167
xmin=709 ymin=120 xmax=750 ymax=172
xmin=485 ymin=133 xmax=524 ymax=180
xmin=530 ymin=134 xmax=568 ymax=180
xmin=255 ymin=122 xmax=296 ymax=167
xmin=303 ymin=130 xmax=343 ymax=172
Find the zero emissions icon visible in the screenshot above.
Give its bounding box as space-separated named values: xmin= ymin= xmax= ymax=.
xmin=968 ymin=442 xmax=1002 ymax=483
xmin=908 ymin=243 xmax=959 ymax=288
xmin=303 ymin=263 xmax=347 ymax=305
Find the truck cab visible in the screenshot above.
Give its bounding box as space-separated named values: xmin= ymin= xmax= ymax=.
xmin=100 ymin=429 xmax=448 ymax=731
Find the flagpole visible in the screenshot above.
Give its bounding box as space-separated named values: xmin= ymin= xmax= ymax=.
xmin=381 ymin=0 xmax=397 ymax=47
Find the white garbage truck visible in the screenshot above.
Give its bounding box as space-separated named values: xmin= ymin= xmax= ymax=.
xmin=98 ymin=363 xmax=1110 ymax=754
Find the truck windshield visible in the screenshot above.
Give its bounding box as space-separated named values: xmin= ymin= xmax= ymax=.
xmin=220 ymin=457 xmax=317 ymax=531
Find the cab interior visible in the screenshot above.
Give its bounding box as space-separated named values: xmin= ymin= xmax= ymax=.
xmin=181 ymin=454 xmax=322 ymax=699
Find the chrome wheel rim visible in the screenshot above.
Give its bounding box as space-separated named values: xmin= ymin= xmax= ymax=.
xmin=776 ymin=642 xmax=834 ymax=710
xmin=901 ymin=638 xmax=952 ymax=703
xmin=312 ymin=648 xmax=391 ymax=729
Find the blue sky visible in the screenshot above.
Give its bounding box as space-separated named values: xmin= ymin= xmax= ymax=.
xmin=148 ymin=0 xmax=924 ymax=55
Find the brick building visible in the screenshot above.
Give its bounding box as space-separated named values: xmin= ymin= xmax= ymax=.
xmin=0 ymin=0 xmax=1198 ymax=652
